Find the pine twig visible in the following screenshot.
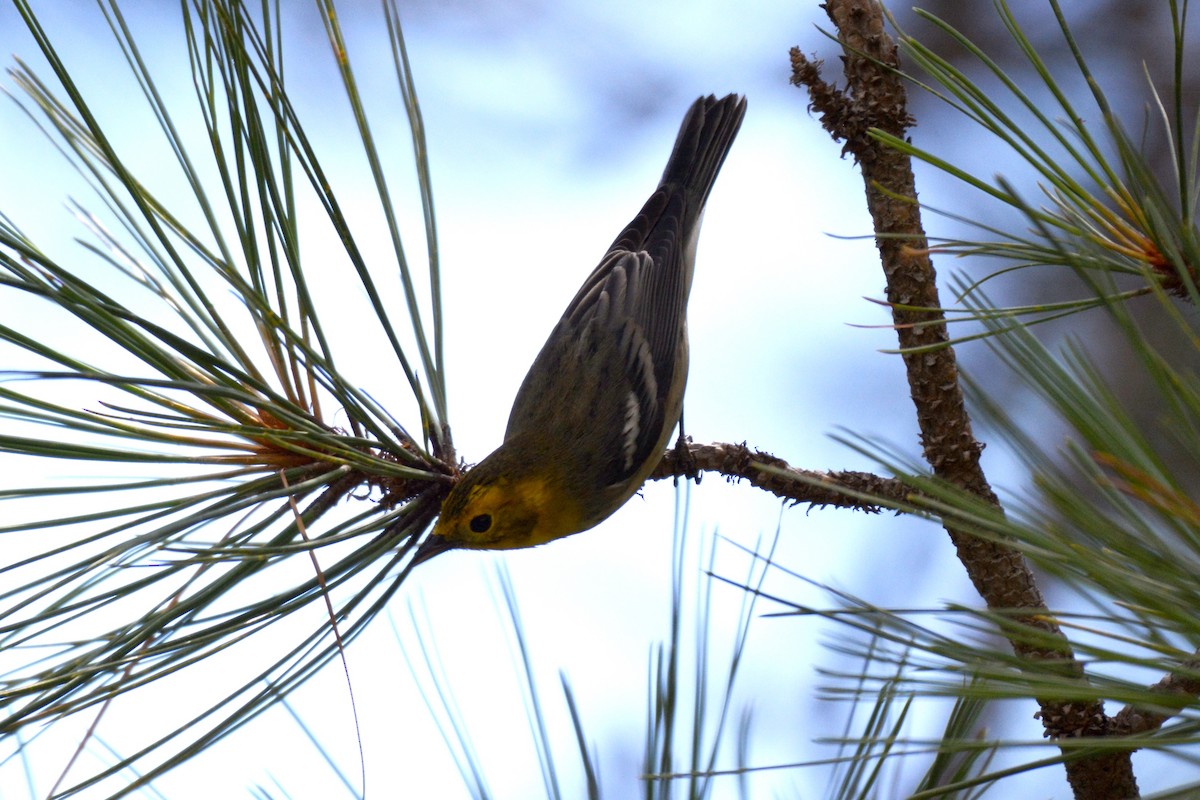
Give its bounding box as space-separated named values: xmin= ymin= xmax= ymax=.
xmin=651 ymin=440 xmax=910 ymax=512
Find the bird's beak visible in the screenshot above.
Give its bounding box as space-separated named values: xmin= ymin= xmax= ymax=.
xmin=411 ymin=533 xmax=457 ymax=567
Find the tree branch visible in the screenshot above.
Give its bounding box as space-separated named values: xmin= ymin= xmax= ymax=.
xmin=1112 ymin=653 xmax=1200 ymax=736
xmin=650 ymin=440 xmax=910 ymax=511
xmin=791 ymin=1 xmax=1138 ymax=796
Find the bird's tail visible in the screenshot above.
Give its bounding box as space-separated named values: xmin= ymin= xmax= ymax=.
xmin=659 ymin=93 xmax=747 ymax=204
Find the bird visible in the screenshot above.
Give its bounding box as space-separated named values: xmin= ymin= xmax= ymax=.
xmin=414 ymin=93 xmax=746 ymax=564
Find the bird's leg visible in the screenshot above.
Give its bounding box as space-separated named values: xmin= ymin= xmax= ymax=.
xmin=672 ymin=410 xmax=701 ymax=485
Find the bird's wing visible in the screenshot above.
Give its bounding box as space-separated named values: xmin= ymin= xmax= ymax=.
xmin=506 ymin=246 xmax=678 ymax=488
xmin=504 ymin=95 xmax=746 ymax=488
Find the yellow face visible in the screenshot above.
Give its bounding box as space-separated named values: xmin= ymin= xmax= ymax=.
xmin=434 ymin=477 xmax=539 ymax=550
xmin=425 ymin=466 xmax=585 ymax=556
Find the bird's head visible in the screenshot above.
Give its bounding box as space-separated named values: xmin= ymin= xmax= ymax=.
xmin=413 ymin=450 xmax=584 ymax=565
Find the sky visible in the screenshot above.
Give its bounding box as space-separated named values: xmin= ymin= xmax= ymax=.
xmin=0 ymin=1 xmax=1174 ymax=798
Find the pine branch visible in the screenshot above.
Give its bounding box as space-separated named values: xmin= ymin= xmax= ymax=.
xmin=791 ymin=1 xmax=1137 ymax=796
xmin=1112 ymin=652 xmax=1200 ymax=736
xmin=650 ymin=440 xmax=910 ymax=512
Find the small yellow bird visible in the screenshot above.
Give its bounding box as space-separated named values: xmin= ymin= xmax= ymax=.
xmin=415 ymin=94 xmax=746 ymax=563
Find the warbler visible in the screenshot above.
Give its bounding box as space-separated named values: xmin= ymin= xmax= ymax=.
xmin=415 ymin=93 xmax=746 ymax=563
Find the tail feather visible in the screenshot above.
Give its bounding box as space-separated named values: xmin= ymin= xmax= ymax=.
xmin=659 ymin=94 xmax=747 ymax=204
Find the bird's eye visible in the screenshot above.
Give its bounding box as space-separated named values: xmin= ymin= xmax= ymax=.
xmin=469 ymin=513 xmax=493 ymax=533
